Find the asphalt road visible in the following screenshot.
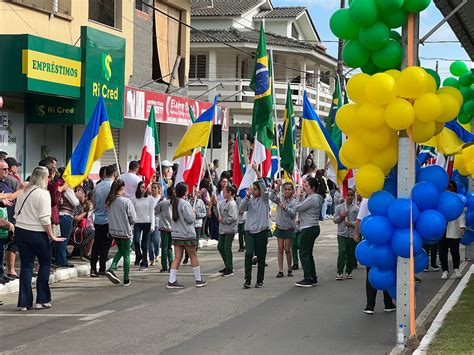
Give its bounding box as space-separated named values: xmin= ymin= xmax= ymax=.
xmin=0 ymin=221 xmax=460 ymax=355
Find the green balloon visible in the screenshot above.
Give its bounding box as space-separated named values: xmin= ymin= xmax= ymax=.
xmin=389 ymin=30 xmax=402 ymax=42
xmin=443 ymin=77 xmax=460 ymax=89
xmin=460 ymin=86 xmax=473 ymax=102
xmin=424 ymin=68 xmax=441 ymax=89
xmin=371 ymin=39 xmax=403 ymax=69
xmin=376 ymin=0 xmax=404 ymax=12
xmin=458 ymin=112 xmax=471 ymax=124
xmin=349 ymin=0 xmax=378 ymax=27
xmin=464 ymin=100 xmax=474 ymax=116
xmin=450 ymin=61 xmax=469 ymax=77
xmin=330 ymin=8 xmax=360 ymax=40
xmin=361 ymin=59 xmax=380 ymax=74
xmin=343 ymin=39 xmax=370 ymax=68
xmin=459 ymin=72 xmax=473 ymax=87
xmin=403 ymin=0 xmax=431 ymax=13
xmin=359 ymin=21 xmax=390 ymax=50
xmin=379 ymin=6 xmax=408 ymax=28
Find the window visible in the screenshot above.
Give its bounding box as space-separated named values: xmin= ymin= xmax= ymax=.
xmin=189 ymin=55 xmax=207 ymax=79
xmin=89 ymin=0 xmax=122 ymax=29
xmin=291 ymin=23 xmax=299 ymax=39
xmin=135 ymin=0 xmax=148 ymax=12
xmin=9 ymin=0 xmax=72 ymax=17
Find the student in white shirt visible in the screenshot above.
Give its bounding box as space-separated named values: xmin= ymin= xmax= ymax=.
xmin=119 ymin=161 xmax=142 ymax=198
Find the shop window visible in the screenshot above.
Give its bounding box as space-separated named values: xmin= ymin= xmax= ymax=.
xmin=9 ymin=0 xmax=72 ymax=17
xmin=89 ymin=0 xmax=123 ymax=30
xmin=189 ymin=55 xmax=207 ymax=79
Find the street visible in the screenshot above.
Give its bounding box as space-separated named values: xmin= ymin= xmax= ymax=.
xmin=0 ymin=221 xmax=455 ymax=354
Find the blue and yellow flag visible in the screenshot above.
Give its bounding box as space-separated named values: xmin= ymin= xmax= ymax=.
xmin=250 ymin=23 xmax=274 ymax=150
xmin=301 ymin=91 xmax=347 ymax=184
xmin=424 ymin=119 xmax=474 ymax=155
xmin=63 ymin=96 xmax=114 ymax=188
xmin=173 ymin=96 xmax=217 ymax=160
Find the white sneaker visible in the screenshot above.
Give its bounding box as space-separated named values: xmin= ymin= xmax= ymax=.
xmin=441 ymin=271 xmax=449 ymax=279
xmin=454 ymin=269 xmax=462 ymax=279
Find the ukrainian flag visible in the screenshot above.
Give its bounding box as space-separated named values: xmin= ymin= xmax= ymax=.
xmin=173 ymin=96 xmax=217 ymax=160
xmin=301 ymin=91 xmax=347 ymax=184
xmin=63 ymin=96 xmax=114 ymax=188
xmin=424 ymin=119 xmax=474 ymax=155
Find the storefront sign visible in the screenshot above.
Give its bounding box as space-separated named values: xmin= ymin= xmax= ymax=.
xmin=25 ymin=95 xmax=78 ymax=124
xmin=0 ymin=34 xmax=82 ymax=98
xmin=80 ymin=27 xmax=125 ymax=128
xmin=125 ymin=87 xmax=229 ymax=130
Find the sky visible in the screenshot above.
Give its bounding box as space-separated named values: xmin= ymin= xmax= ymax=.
xmin=272 ymin=0 xmax=471 ymax=79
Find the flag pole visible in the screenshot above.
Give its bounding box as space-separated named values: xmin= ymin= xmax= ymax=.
xmin=113 ymin=147 xmax=121 ymax=175
xmin=157 ymin=153 xmax=164 ymax=193
xmin=270 ymin=48 xmax=281 ymax=181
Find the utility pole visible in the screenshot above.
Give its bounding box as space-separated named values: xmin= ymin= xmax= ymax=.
xmin=397 ymin=12 xmax=419 ymax=348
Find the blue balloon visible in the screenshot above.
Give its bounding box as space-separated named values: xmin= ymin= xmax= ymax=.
xmin=414 ymin=249 xmax=429 ymax=273
xmin=391 ymin=228 xmax=423 ymax=258
xmin=388 ymin=198 xmax=420 ymax=228
xmin=437 ymin=191 xmax=464 ymax=222
xmin=361 ymin=215 xmax=395 ymax=245
xmin=416 ymin=209 xmax=447 ymax=243
xmin=368 ymin=191 xmax=395 ymax=216
xmin=466 ymin=191 xmax=474 ymax=201
xmin=369 ymin=266 xmax=396 ymax=291
xmin=466 ymin=196 xmax=474 ymax=210
xmin=355 ymin=240 xmax=374 ymax=267
xmin=458 ymin=194 xmax=467 ymax=206
xmin=417 ymin=165 xmax=449 ymax=192
xmin=412 ymin=181 xmax=440 ymax=211
xmin=461 ymin=229 xmax=474 ymax=246
xmin=466 ymin=211 xmax=474 ymax=227
xmin=371 ymin=243 xmax=397 ymax=269
xmin=388 ymin=285 xmax=396 ymax=300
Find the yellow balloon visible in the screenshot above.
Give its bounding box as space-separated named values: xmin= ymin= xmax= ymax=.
xmin=355 ymin=164 xmax=385 ymax=198
xmin=437 ymin=93 xmax=462 ymax=123
xmin=369 ymin=142 xmax=398 ymax=171
xmin=397 ymin=66 xmax=428 ymax=99
xmin=462 ymin=145 xmax=474 ymax=160
xmin=437 ymin=87 xmax=463 ymax=106
xmin=336 ymin=104 xmax=360 ymax=136
xmin=425 ymin=74 xmax=437 ymax=94
xmin=363 ymin=125 xmax=393 ymax=150
xmin=385 ymin=69 xmax=401 ymax=81
xmin=414 ymin=93 xmax=443 ymax=122
xmin=357 ymin=103 xmax=385 ymax=129
xmin=455 ymin=154 xmax=469 ymax=176
xmin=365 ymin=73 xmax=398 ymax=105
xmin=434 ymin=121 xmax=444 ymax=135
xmin=346 ymin=73 xmax=370 ymax=104
xmin=384 ymin=98 xmax=415 ymax=130
xmin=408 ymin=119 xmax=436 ymax=143
xmin=466 ymin=160 xmax=474 ymax=176
xmin=339 ymin=138 xmax=371 ymax=169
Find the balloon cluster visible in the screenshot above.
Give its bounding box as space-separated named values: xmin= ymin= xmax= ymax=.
xmin=356 ymin=165 xmax=464 ymax=294
xmin=462 ymin=191 xmax=474 ymax=246
xmin=442 ymin=61 xmax=474 ymax=124
xmin=454 ymin=145 xmax=474 ymax=178
xmin=330 ymin=0 xmax=431 ymax=72
xmin=337 ymin=66 xmax=464 ymax=198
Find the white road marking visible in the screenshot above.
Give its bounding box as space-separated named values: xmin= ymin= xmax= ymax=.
xmin=0 ymin=309 xmax=115 ymax=321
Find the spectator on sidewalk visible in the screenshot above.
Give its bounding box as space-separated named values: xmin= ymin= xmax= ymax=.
xmin=270 ymin=181 xmax=297 ymax=278
xmin=440 ymin=181 xmax=465 ymax=280
xmin=354 ymin=198 xmax=396 ymax=315
xmin=294 ymin=177 xmax=323 ymax=288
xmin=14 ymin=166 xmax=65 ymax=310
xmin=91 ymin=165 xmax=116 ymax=277
xmin=240 ymin=163 xmax=271 ymax=289
xmin=148 ymin=181 xmax=161 ymax=267
xmin=333 ymin=188 xmax=359 ymax=280
xmin=217 ymin=185 xmax=238 ymax=277
xmin=105 ymin=179 xmax=136 ymax=287
xmin=131 ymin=181 xmax=155 ymax=270
xmin=119 ymin=161 xmax=142 ymax=199
xmin=156 ymin=186 xmax=174 ymax=273
xmin=166 ymin=182 xmax=207 ymax=289
xmin=72 ymin=190 xmax=95 ymax=261
xmin=0 ymin=197 xmax=14 ymax=285
xmin=5 ymin=157 xmax=22 ymax=191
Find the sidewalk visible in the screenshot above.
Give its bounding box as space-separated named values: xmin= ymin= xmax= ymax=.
xmin=0 ymin=238 xmax=219 ymax=296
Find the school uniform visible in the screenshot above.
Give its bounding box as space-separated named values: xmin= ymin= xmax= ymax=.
xmin=333 ymin=202 xmax=359 ymax=275
xmin=217 ymin=198 xmax=238 ymax=272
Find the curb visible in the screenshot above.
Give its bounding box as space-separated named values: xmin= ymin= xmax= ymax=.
xmin=413 ymin=264 xmax=474 ymax=354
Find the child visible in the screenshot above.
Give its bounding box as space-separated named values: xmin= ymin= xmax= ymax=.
xmin=217 ymin=185 xmax=238 ymax=277
xmin=333 ymin=188 xmax=359 ymax=280
xmin=156 ymin=186 xmax=174 ymax=273
xmin=184 ymin=188 xmax=207 ymax=264
xmin=236 ymin=195 xmax=246 ymax=252
xmin=105 ymin=179 xmax=137 ymax=286
xmin=270 ymin=181 xmax=297 ymax=278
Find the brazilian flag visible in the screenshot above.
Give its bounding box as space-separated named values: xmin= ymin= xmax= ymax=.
xmin=250 ymin=23 xmax=274 ymax=150
xmin=325 ymin=75 xmax=342 ymax=135
xmin=280 ymin=82 xmax=295 ymax=175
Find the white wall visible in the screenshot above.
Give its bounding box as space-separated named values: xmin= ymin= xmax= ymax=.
xmin=265 ymin=20 xmax=290 ymax=37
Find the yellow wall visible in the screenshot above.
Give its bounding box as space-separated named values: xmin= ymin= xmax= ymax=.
xmin=0 ymin=0 xmax=134 ymax=82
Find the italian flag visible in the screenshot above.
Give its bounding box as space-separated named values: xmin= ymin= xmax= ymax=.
xmin=138 ymin=106 xmax=160 ymax=186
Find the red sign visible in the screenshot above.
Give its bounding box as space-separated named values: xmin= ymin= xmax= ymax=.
xmin=125 ymin=86 xmax=228 ymax=130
